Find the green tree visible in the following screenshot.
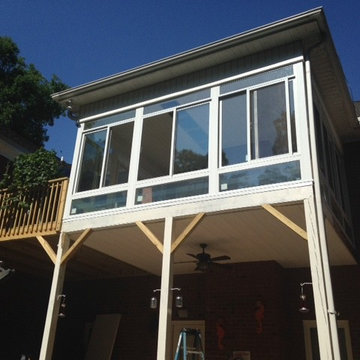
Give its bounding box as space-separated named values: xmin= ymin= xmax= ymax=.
xmin=0 ymin=36 xmax=68 ymax=147
xmin=0 ymin=148 xmax=63 ymax=209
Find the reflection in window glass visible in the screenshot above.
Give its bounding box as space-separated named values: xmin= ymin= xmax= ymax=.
xmin=71 ymin=191 xmax=127 ymax=214
xmin=77 ymin=130 xmax=106 ymax=192
xmin=174 ymin=104 xmax=209 ymax=174
xmin=219 ymin=161 xmax=300 ymax=191
xmin=144 ymin=89 xmax=210 ymax=114
xmin=84 ymin=109 xmax=135 ymax=130
xmin=104 ymin=122 xmax=134 ymax=186
xmin=250 ymin=82 xmax=288 ymax=159
xmin=289 ymin=80 xmax=297 ymax=152
xmin=136 ymin=177 xmax=208 ymax=204
xmin=138 ymin=113 xmax=173 ymax=180
xmin=221 ymin=93 xmax=247 ymax=166
xmin=220 ymin=65 xmax=293 ymax=95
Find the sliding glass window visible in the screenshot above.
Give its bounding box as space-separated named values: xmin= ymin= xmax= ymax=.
xmin=174 ymin=104 xmax=209 ymax=174
xmin=221 ymin=92 xmax=247 ymax=166
xmin=76 ymin=112 xmax=134 ymax=192
xmin=104 ymin=122 xmax=134 ymax=186
xmin=138 ymin=103 xmax=209 ymax=180
xmin=220 ymin=79 xmax=296 ymax=167
xmin=250 ymin=82 xmax=288 ymax=159
xmin=77 ymin=130 xmax=106 ymax=192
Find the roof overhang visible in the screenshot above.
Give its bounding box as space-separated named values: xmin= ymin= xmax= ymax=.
xmin=53 ymin=7 xmax=359 ymax=141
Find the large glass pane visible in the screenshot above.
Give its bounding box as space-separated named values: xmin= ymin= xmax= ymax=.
xmin=219 ymin=161 xmax=300 ymax=191
xmin=144 ymin=89 xmax=210 ymax=114
xmin=174 ymin=104 xmax=209 ymax=174
xmin=250 ymin=82 xmax=288 ymax=159
xmin=136 ymin=177 xmax=208 ymax=204
xmin=220 ymin=65 xmax=293 ymax=95
xmin=84 ymin=109 xmax=135 ymax=130
xmin=138 ymin=112 xmax=173 ymax=180
xmin=77 ymin=130 xmax=106 ymax=192
xmin=289 ymin=80 xmax=297 ymax=152
xmin=221 ymin=93 xmax=247 ymax=166
xmin=71 ymin=191 xmax=127 ymax=214
xmin=104 ymin=122 xmax=134 ymax=186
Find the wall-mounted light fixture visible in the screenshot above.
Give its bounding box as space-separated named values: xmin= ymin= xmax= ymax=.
xmin=299 ymin=282 xmax=312 ymax=314
xmin=150 ymin=287 xmax=183 ymax=309
xmin=58 ymin=294 xmax=66 ymax=318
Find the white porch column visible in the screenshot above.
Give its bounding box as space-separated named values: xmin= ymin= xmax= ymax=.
xmin=157 ymin=216 xmax=174 ymax=360
xmin=304 ymin=57 xmax=340 ymax=360
xmin=39 ymin=232 xmax=70 ymax=360
xmin=304 ymin=197 xmax=339 ymax=359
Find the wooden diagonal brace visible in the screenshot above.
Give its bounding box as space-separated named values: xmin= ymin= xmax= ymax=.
xmin=136 ymin=221 xmax=163 ymax=253
xmin=171 ymin=213 xmax=205 ymax=253
xmin=61 ymin=228 xmax=92 ymax=265
xmin=262 ymin=204 xmax=307 ymax=241
xmin=36 ymin=235 xmax=57 ymax=264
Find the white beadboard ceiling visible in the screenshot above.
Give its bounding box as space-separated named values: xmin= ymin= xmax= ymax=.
xmin=72 ymin=202 xmax=356 ymax=276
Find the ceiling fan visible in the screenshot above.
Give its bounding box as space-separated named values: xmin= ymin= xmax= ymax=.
xmin=178 ymin=243 xmax=231 ymax=272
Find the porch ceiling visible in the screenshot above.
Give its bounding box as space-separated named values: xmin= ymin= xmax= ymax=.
xmin=68 ymin=202 xmax=356 ymax=277
xmin=0 ymin=202 xmax=355 ymax=281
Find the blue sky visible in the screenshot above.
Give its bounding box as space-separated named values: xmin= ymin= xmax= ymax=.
xmin=1 ymin=0 xmax=359 ymax=163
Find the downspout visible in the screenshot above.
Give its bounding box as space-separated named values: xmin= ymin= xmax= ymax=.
xmin=304 ymin=36 xmax=341 ymax=359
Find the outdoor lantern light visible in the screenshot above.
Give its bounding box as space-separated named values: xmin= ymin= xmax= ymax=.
xmin=149 ymin=287 xmax=183 ymax=309
xmin=175 ymin=294 xmax=183 ymax=308
xmin=150 ymin=295 xmax=158 ymax=309
xmin=150 ymin=289 xmax=161 ymax=309
xmin=298 ymin=282 xmax=312 ymax=314
xmin=58 ymin=294 xmax=66 ymax=318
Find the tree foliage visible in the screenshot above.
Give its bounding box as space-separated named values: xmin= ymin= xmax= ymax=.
xmin=0 ymin=36 xmax=68 ymax=147
xmin=0 ymin=148 xmax=63 ymax=209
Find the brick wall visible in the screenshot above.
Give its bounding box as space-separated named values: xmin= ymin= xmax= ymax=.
xmin=2 ymin=262 xmax=359 ymax=360
xmin=0 ymin=273 xmax=51 ymax=360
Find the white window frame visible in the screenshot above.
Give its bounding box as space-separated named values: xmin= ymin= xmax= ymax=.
xmin=138 ymin=100 xmax=211 ymax=184
xmin=303 ymin=320 xmax=353 ymax=360
xmin=219 ymin=76 xmax=296 ymax=172
xmin=74 ymin=117 xmax=135 ymax=195
xmin=65 ymin=58 xmax=311 ymax=217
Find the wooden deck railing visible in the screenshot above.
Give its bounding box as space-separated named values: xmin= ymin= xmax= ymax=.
xmin=0 ymin=177 xmax=68 ymax=241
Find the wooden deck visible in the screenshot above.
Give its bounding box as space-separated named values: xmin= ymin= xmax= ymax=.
xmin=0 ymin=178 xmax=68 ymax=241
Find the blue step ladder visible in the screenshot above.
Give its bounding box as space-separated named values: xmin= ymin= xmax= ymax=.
xmin=174 ymin=328 xmax=205 ymax=360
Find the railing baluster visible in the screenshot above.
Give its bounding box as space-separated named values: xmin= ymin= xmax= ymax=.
xmin=44 ymin=185 xmax=51 ymax=231
xmin=0 ymin=178 xmax=68 ymax=241
xmin=48 ymin=182 xmax=59 ymax=231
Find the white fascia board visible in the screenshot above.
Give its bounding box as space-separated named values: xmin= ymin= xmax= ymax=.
xmin=61 ymin=182 xmax=313 ymax=233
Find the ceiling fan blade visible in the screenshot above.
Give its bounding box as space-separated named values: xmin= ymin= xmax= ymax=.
xmin=174 ymin=260 xmax=197 ymax=264
xmin=211 ymin=255 xmax=231 ymax=262
xmin=186 ymin=253 xmax=198 ymax=259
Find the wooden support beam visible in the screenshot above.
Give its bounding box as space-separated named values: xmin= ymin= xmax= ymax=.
xmin=136 ymin=221 xmax=163 ymax=253
xmin=171 ymin=212 xmax=205 ymax=253
xmin=262 ymin=204 xmax=308 ymax=241
xmin=36 ymin=235 xmax=57 ymax=264
xmin=61 ymin=228 xmax=92 ymax=265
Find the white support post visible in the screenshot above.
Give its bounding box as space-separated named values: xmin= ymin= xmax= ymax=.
xmin=39 ymin=232 xmax=70 ymax=360
xmin=304 ymin=197 xmax=334 ymax=359
xmin=157 ymin=217 xmax=174 ymax=360
xmin=304 ymin=57 xmax=340 ymax=360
